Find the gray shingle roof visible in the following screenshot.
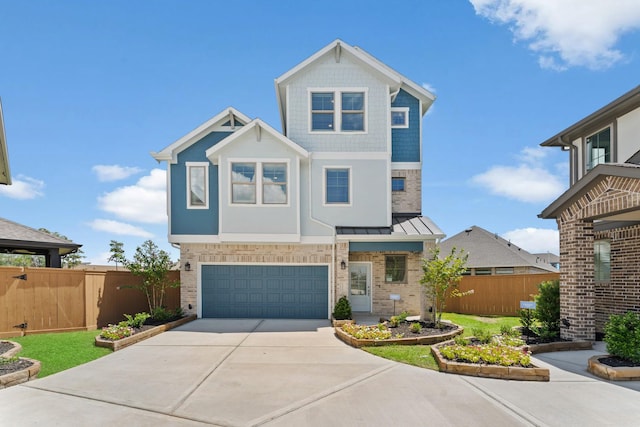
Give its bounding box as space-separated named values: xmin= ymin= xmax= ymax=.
xmin=0 ymin=217 xmax=81 ymax=255
xmin=438 ymin=225 xmax=557 ymax=272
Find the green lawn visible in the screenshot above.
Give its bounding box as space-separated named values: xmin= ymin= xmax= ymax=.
xmin=362 ymin=313 xmax=520 ymax=371
xmin=10 ymin=330 xmax=112 ymax=378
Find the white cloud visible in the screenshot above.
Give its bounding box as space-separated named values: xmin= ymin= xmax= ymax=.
xmin=503 ymin=227 xmax=559 ymax=254
xmin=472 ymin=146 xmax=566 ymax=203
xmin=0 ymin=175 xmax=44 ymax=199
xmin=88 ymin=219 xmax=154 ymax=238
xmin=92 ymin=165 xmax=143 ymax=182
xmin=97 ymin=168 xmax=167 ymax=224
xmin=86 ymin=251 xmax=114 ymax=266
xmin=470 ymin=0 xmax=640 ymax=70
xmin=422 ymin=82 xmax=437 ymax=93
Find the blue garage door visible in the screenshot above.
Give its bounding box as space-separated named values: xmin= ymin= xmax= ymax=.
xmin=201 ymin=265 xmax=329 ymax=319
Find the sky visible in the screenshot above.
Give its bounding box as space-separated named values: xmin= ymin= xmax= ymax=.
xmin=1 ymin=0 xmax=640 ymax=265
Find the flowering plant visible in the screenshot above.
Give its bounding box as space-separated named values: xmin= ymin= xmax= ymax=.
xmin=99 ymin=323 xmax=135 ymax=340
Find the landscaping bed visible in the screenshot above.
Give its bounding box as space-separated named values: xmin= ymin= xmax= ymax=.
xmin=588 ymin=355 xmax=640 ymax=381
xmin=95 ymin=314 xmax=196 ymax=351
xmin=0 ymin=340 xmax=41 ymax=389
xmin=335 ymin=320 xmax=462 ymax=348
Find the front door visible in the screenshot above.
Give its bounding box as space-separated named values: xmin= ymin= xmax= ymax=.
xmin=349 ymin=262 xmax=371 ymax=312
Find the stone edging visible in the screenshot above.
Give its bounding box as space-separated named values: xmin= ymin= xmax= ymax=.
xmin=431 ymin=340 xmax=550 ymax=382
xmin=528 ymin=340 xmax=592 ymax=354
xmin=334 ymin=324 xmax=463 ymax=348
xmin=95 ymin=314 xmax=197 ymax=351
xmin=0 ymin=341 xmax=41 ymax=389
xmin=588 ymin=355 xmax=640 ymax=381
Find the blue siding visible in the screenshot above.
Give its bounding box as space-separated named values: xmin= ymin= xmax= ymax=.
xmin=170 ymin=132 xmax=232 ymax=235
xmin=391 ymin=89 xmax=420 ymax=162
xmin=349 ymin=241 xmax=423 ymax=252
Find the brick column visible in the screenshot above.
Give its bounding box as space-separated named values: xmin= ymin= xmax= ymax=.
xmin=559 ymin=217 xmax=595 ymax=341
xmin=334 ymin=241 xmax=350 ymax=307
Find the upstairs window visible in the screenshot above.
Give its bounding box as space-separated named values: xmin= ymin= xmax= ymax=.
xmin=311 ymin=93 xmax=334 ymax=131
xmin=186 ymin=162 xmax=208 ymax=209
xmin=310 ymin=89 xmax=366 ymax=133
xmin=594 ymin=240 xmax=611 ymax=282
xmin=341 ymin=92 xmax=364 ymax=131
xmin=262 ymin=163 xmax=287 ymax=204
xmin=325 ymin=168 xmax=350 ymax=204
xmin=391 ymin=107 xmax=409 ymax=128
xmin=392 ymin=177 xmax=405 ymax=192
xmin=586 ymin=127 xmax=611 ymax=171
xmin=385 ymin=255 xmax=407 ymax=283
xmin=231 ymin=163 xmax=256 ymax=204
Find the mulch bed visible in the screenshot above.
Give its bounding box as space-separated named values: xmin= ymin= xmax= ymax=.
xmin=0 ymin=342 xmax=33 ymax=377
xmin=386 ymin=320 xmax=457 ymax=337
xmin=0 ymin=341 xmax=15 ymax=356
xmin=599 ymin=356 xmax=640 ymax=368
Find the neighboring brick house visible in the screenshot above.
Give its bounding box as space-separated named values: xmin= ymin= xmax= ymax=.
xmin=152 ymin=40 xmax=443 ymax=319
xmin=540 ymin=85 xmax=640 ymax=340
xmin=439 ymin=226 xmax=558 ymax=276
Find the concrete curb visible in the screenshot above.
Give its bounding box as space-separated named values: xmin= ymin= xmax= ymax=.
xmin=528 ymin=340 xmax=592 ymax=354
xmin=95 ymin=314 xmax=197 ymax=351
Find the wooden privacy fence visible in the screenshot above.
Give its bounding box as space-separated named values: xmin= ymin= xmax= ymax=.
xmin=444 ymin=273 xmax=560 ymax=316
xmin=0 ymin=266 xmax=180 ymax=338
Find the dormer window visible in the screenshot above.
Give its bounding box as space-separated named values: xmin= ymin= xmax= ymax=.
xmin=586 ymin=127 xmax=611 ymax=171
xmin=309 ymin=89 xmax=366 ymax=133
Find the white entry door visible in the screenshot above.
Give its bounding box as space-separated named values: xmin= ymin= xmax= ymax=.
xmin=349 ymin=262 xmax=371 ymax=312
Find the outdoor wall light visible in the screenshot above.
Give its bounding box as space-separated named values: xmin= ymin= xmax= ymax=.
xmin=185 ymin=262 xmax=191 ymax=271
xmin=340 ymin=260 xmax=346 ymax=270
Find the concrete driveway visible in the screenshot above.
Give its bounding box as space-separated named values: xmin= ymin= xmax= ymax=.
xmin=0 ymin=319 xmax=639 ymax=426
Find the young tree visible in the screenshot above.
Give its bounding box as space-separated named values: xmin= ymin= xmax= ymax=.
xmin=420 ymin=246 xmax=469 ymax=326
xmin=115 ymin=240 xmax=179 ymax=316
xmin=108 ymin=240 xmax=125 ymax=270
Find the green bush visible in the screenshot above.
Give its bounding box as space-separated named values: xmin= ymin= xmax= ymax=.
xmin=151 ymin=306 xmax=173 ymax=322
xmin=534 ymin=280 xmax=560 ymax=338
xmin=410 ymin=322 xmax=422 ymax=333
xmin=332 ymin=296 xmax=352 ymax=320
xmin=471 ymin=327 xmax=494 ymax=344
xmin=123 ymin=312 xmax=150 ymax=329
xmin=605 ymin=312 xmax=640 ymax=363
xmin=518 ymin=308 xmax=536 ymax=336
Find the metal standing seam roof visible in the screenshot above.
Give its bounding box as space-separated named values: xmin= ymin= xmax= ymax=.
xmin=336 ymin=214 xmax=445 ymax=238
xmin=0 ymin=217 xmax=81 ymax=255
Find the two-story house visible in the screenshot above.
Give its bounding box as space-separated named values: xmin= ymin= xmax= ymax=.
xmin=539 ymin=85 xmax=640 ymax=341
xmin=152 ymin=40 xmax=444 ymax=320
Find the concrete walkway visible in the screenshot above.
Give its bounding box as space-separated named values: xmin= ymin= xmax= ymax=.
xmin=0 ymin=319 xmax=638 ymax=426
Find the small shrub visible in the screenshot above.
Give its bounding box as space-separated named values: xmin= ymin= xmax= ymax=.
xmin=0 ymin=356 xmax=19 ymax=365
xmin=100 ymin=324 xmax=134 ymax=340
xmin=604 ymin=312 xmax=640 ymax=363
xmin=397 ymin=311 xmax=410 ymax=322
xmin=332 ymin=296 xmax=352 ymax=320
xmin=410 ymin=322 xmax=422 ymax=333
xmin=123 ymin=312 xmax=150 ymax=329
xmin=534 ymin=280 xmax=560 ymax=338
xmin=519 ymin=308 xmax=536 ymax=336
xmin=454 ymin=335 xmax=468 ymax=346
xmin=151 ymin=306 xmax=173 ymax=322
xmin=389 ymin=316 xmax=400 ymax=327
xmin=174 ymin=306 xmax=185 ymax=318
xmin=500 ymin=324 xmax=518 ymax=337
xmin=471 ymin=328 xmax=493 ymax=344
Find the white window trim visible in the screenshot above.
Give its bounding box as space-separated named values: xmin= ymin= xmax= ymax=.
xmin=322 ymin=165 xmax=352 ymax=207
xmin=308 ymin=88 xmax=368 ymax=134
xmin=391 ymin=107 xmax=409 ymax=129
xmin=228 ymin=158 xmax=291 ymax=208
xmin=186 ymin=162 xmax=209 ymax=210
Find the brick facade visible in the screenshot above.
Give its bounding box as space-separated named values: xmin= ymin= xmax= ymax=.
xmin=556 ymin=175 xmax=640 ymax=340
xmin=392 ymin=169 xmax=421 ymax=213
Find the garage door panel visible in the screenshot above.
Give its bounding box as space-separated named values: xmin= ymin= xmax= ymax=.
xmin=201 ymin=265 xmax=328 ymax=319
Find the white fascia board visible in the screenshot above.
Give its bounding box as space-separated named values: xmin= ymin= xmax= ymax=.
xmin=218 ymin=233 xmax=301 ymax=243
xmin=206 ymin=119 xmax=308 ymax=161
xmin=152 ymin=107 xmax=252 ymax=164
xmin=168 ymin=234 xmax=221 ymax=244
xmin=336 ymin=234 xmax=444 ymax=242
xmin=312 ymin=152 xmax=388 ymax=160
xmin=391 ymin=162 xmax=421 ymax=170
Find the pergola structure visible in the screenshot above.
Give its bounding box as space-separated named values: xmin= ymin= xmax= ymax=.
xmin=0 ymin=217 xmax=81 ymax=268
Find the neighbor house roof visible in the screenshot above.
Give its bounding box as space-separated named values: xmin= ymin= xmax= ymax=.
xmin=336 ymin=214 xmax=445 ymax=241
xmin=274 ymin=39 xmax=436 ymax=134
xmin=540 ymin=85 xmax=640 ymax=148
xmin=0 ymin=217 xmax=81 ymax=256
xmin=438 ymin=225 xmax=557 ymax=272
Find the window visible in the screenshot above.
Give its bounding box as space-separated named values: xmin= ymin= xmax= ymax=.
xmin=325 ymin=168 xmax=350 ymax=204
xmin=594 ymin=240 xmax=611 ymax=282
xmin=341 ymin=92 xmax=364 ymax=131
xmin=474 ymin=268 xmax=492 ymax=276
xmin=186 ymin=162 xmax=208 ymax=209
xmin=385 ymin=255 xmax=407 ymax=282
xmin=262 ymin=163 xmax=287 ymax=204
xmin=392 ymin=177 xmax=405 ymax=192
xmin=310 ymin=89 xmax=366 ymax=132
xmin=311 ymin=92 xmax=334 ymax=131
xmin=495 ymin=267 xmax=514 ymax=275
xmin=586 ymin=127 xmax=611 ymax=171
xmin=391 ymin=107 xmax=409 ymax=128
xmin=231 ymin=163 xmax=256 ymax=204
